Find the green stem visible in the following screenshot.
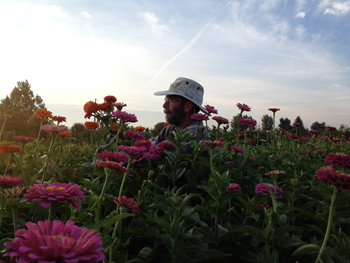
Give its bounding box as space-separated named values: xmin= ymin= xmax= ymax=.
xmin=41 ymin=133 xmax=56 ymax=183
xmin=315 ymin=186 xmax=339 ymax=263
xmin=37 ymin=118 xmax=43 ymax=142
xmin=96 ymin=168 xmax=111 ymax=233
xmin=49 ymin=204 xmax=58 ymax=221
xmin=4 ymin=155 xmax=11 ymax=174
xmin=117 ymin=158 xmax=132 ymax=198
xmin=18 ymin=143 xmax=28 ymax=188
xmin=0 ymin=116 xmax=8 ymax=142
xmin=0 ymin=192 xmax=4 ymax=229
xmin=11 ymin=206 xmax=18 ymax=235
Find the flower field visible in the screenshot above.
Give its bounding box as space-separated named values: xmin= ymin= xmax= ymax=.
xmin=1 ymin=97 xmax=350 ymax=263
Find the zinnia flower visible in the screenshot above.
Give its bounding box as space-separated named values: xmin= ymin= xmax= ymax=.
xmin=51 ymin=116 xmax=67 ymax=124
xmin=236 ymin=103 xmax=251 ymax=112
xmin=231 ymin=145 xmax=244 ymax=153
xmin=0 ymin=144 xmax=21 ymax=154
xmin=191 ymin=113 xmax=209 ymax=121
xmin=265 ymin=170 xmax=285 ymax=177
xmin=0 ymin=174 xmax=23 ymax=188
xmin=308 ymin=130 xmax=319 ymax=135
xmin=288 ymin=134 xmax=299 ymax=139
xmin=114 ymin=102 xmax=127 ymax=111
xmin=3 ymin=220 xmax=105 ymax=262
xmin=299 ymin=151 xmax=310 ymax=156
xmin=300 ymin=137 xmax=309 ymax=141
xmin=134 ymin=126 xmax=146 ymax=132
xmin=158 ymin=141 xmax=176 ymax=151
xmin=117 ymin=145 xmax=147 ymax=156
xmin=212 ymin=116 xmax=229 ymax=125
xmin=255 ymin=183 xmax=283 ymax=199
xmin=315 ymin=166 xmax=350 ymax=191
xmin=204 ymin=105 xmax=218 ymax=114
xmin=24 ymin=182 xmax=85 ymax=209
xmin=315 ymin=150 xmax=326 ymax=154
xmin=226 ymin=183 xmax=241 ymax=192
xmin=268 ymin=108 xmax=280 ymax=113
xmin=293 ymin=123 xmax=301 ymax=127
xmin=325 ymin=153 xmax=350 ymax=168
xmin=237 ymin=118 xmax=257 ymax=128
xmin=83 ymin=101 xmax=100 ymax=119
xmin=34 ymin=109 xmax=52 ymax=120
xmin=41 ymin=124 xmax=69 ymax=133
xmin=134 ymin=140 xmax=151 ymax=149
xmin=59 ymin=131 xmax=72 ymax=137
xmin=12 ymin=136 xmax=35 ymax=143
xmin=142 ymin=152 xmax=162 ymax=161
xmin=202 ymin=140 xmax=224 ymax=148
xmin=95 ymin=160 xmax=129 ymax=173
xmin=84 ymin=121 xmax=99 ymax=130
xmin=124 ymin=130 xmax=144 ymax=141
xmin=112 ymin=110 xmax=137 ymax=123
xmin=326 ymin=126 xmax=337 ymax=131
xmin=97 ymin=150 xmax=128 ymax=163
xmin=104 ymin=95 xmax=117 ymax=103
xmin=114 ymin=195 xmax=140 ymax=215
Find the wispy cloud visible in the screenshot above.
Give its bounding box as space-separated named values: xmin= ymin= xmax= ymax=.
xmin=139 ymin=12 xmax=168 ymax=37
xmin=324 ymin=1 xmax=350 ymax=15
xmin=81 ymin=11 xmax=91 ymax=18
xmin=296 ymin=12 xmax=305 ymax=18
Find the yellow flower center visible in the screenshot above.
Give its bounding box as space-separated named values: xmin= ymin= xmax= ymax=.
xmin=244 ymin=118 xmax=251 ymax=121
xmin=52 ymin=233 xmax=62 ymax=239
xmin=46 ymin=186 xmax=65 ymax=191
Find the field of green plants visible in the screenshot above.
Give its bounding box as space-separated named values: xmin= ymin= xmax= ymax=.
xmin=1 ymin=96 xmax=350 ymax=263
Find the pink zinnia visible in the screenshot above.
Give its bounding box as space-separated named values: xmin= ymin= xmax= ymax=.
xmin=231 ymin=145 xmax=244 ymax=153
xmin=315 ymin=166 xmax=350 ymax=191
xmin=12 ymin=136 xmax=35 ymax=143
xmin=293 ymin=123 xmax=301 ymax=127
xmin=3 ymin=220 xmax=105 ymax=262
xmin=226 ymin=183 xmax=241 ymax=192
xmin=142 ymin=152 xmax=162 ymax=161
xmin=158 ymin=141 xmax=176 ymax=151
xmin=325 ymin=153 xmax=350 ymax=168
xmin=308 ymin=130 xmax=319 ymax=135
xmin=124 ymin=130 xmax=144 ymax=141
xmin=255 ymin=182 xmax=283 ymax=199
xmin=300 ymin=137 xmax=309 ymax=141
xmin=236 ymin=103 xmax=251 ymax=112
xmin=237 ymin=118 xmax=257 ymax=128
xmin=114 ymin=102 xmax=127 ymax=111
xmin=96 ymin=160 xmax=129 ymax=173
xmin=41 ymin=124 xmax=68 ymax=133
xmin=97 ymin=150 xmax=128 ymax=163
xmin=202 ymin=140 xmax=224 ymax=148
xmin=114 ymin=195 xmax=141 ymax=215
xmin=24 ymin=182 xmax=85 ymax=209
xmin=326 ymin=126 xmax=337 ymax=131
xmin=315 ymin=150 xmax=326 ymax=154
xmin=288 ymin=134 xmax=299 ymax=139
xmin=204 ymin=105 xmax=218 ymax=114
xmin=212 ymin=116 xmax=229 ymax=125
xmin=268 ymin=108 xmax=280 ymax=113
xmin=134 ymin=140 xmax=151 ymax=149
xmin=117 ymin=145 xmax=147 ymax=156
xmin=0 ymin=174 xmax=23 ymax=188
xmin=191 ymin=113 xmax=209 ymax=121
xmin=299 ymin=151 xmax=310 ymax=156
xmin=112 ymin=110 xmax=137 ymax=123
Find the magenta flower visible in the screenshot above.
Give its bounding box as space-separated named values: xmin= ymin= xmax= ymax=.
xmin=134 ymin=140 xmax=152 ymax=149
xmin=268 ymin=108 xmax=280 ymax=113
xmin=202 ymin=140 xmax=224 ymax=148
xmin=112 ymin=110 xmax=137 ymax=123
xmin=12 ymin=136 xmax=35 ymax=143
xmin=114 ymin=195 xmax=141 ymax=215
xmin=117 ymin=145 xmax=147 ymax=156
xmin=124 ymin=130 xmax=145 ymax=141
xmin=158 ymin=141 xmax=176 ymax=151
xmin=293 ymin=123 xmax=301 ymax=127
xmin=24 ymin=182 xmax=85 ymax=209
xmin=142 ymin=152 xmax=162 ymax=161
xmin=41 ymin=124 xmax=68 ymax=133
xmin=204 ymin=105 xmax=218 ymax=114
xmin=315 ymin=150 xmax=326 ymax=154
xmin=281 ymin=151 xmax=287 ymax=153
xmin=299 ymin=151 xmax=310 ymax=156
xmin=212 ymin=116 xmax=229 ymax=125
xmin=288 ymin=134 xmax=299 ymax=139
xmin=226 ymin=183 xmax=241 ymax=193
xmin=97 ymin=150 xmax=128 ymax=163
xmin=96 ymin=160 xmax=129 ymax=173
xmin=114 ymin=102 xmax=127 ymax=111
xmin=237 ymin=118 xmax=257 ymax=128
xmin=315 ymin=166 xmax=350 ymax=191
xmin=279 ymin=128 xmax=288 ymax=135
xmin=325 ymin=153 xmax=350 ymax=168
xmin=0 ymin=174 xmax=23 ymax=188
xmin=231 ymin=145 xmax=244 ymax=153
xmin=255 ymin=183 xmax=283 ymax=199
xmin=236 ymin=103 xmax=251 ymax=112
xmin=308 ymin=130 xmax=319 ymax=135
xmin=300 ymin=137 xmax=309 ymax=141
xmin=3 ymin=220 xmax=105 ymax=262
xmin=326 ymin=126 xmax=337 ymax=131
xmin=191 ymin=113 xmax=209 ymax=121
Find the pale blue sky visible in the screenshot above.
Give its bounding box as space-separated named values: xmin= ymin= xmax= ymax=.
xmin=0 ymin=0 xmax=349 ymax=129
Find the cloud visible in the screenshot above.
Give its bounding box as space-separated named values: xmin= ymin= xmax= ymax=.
xmin=139 ymin=12 xmax=168 ymax=37
xmin=81 ymin=11 xmax=91 ymax=18
xmin=296 ymin=11 xmax=306 ymax=18
xmin=295 ymin=25 xmax=306 ymax=41
xmin=324 ymin=1 xmax=350 ymax=15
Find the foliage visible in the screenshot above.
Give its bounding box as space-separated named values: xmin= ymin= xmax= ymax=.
xmin=261 ymin=114 xmax=273 ymax=131
xmin=293 ymin=116 xmax=304 ymax=129
xmin=311 ymin=121 xmax=326 ymax=132
xmin=278 ymin=118 xmax=293 ymax=130
xmin=230 ymin=113 xmax=256 ymax=133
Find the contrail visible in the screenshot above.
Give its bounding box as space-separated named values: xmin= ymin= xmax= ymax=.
xmin=143 ymin=1 xmax=231 ymax=88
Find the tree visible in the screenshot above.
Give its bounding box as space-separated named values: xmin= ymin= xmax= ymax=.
xmin=261 ymin=115 xmax=273 ymax=131
xmin=152 ymin=122 xmax=165 ymax=136
xmin=0 ymin=80 xmax=46 ymax=139
xmin=293 ymin=116 xmax=304 ymax=129
xmin=278 ymin=118 xmax=293 ymax=130
xmin=230 ymin=113 xmax=256 ymax=133
xmin=311 ymin=121 xmax=326 ymax=132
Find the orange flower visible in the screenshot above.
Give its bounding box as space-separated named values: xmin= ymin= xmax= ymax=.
xmin=134 ymin=126 xmax=145 ymax=132
xmin=83 ymin=101 xmax=100 ymax=119
xmin=59 ymin=131 xmax=72 ymax=137
xmin=52 ymin=116 xmax=66 ymax=124
xmin=104 ymin=95 xmax=117 ymax=103
xmin=84 ymin=121 xmax=99 ymax=130
xmin=34 ymin=109 xmax=52 ymax=120
xmin=219 ymin=138 xmax=225 ymax=141
xmin=109 ymin=122 xmax=124 ymax=133
xmin=0 ymin=144 xmax=21 ymax=154
xmin=163 ymin=122 xmax=168 ymax=128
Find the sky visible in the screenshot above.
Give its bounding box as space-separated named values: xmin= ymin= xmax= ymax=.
xmin=0 ymin=0 xmax=349 ymax=130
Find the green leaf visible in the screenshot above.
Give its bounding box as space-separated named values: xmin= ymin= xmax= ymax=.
xmin=292 ymin=244 xmax=320 ymax=256
xmin=100 ymin=213 xmax=133 ymax=228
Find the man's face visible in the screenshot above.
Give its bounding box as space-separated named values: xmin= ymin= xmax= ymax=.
xmin=163 ymin=95 xmax=186 ymax=126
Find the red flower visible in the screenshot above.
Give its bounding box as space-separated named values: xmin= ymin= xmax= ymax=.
xmin=51 ymin=116 xmax=67 ymax=124
xmin=236 ymin=103 xmax=251 ymax=112
xmin=204 ymin=105 xmax=218 ymax=114
xmin=202 ymin=140 xmax=224 ymax=148
xmin=212 ymin=116 xmax=229 ymax=125
xmin=238 ymin=118 xmax=257 ymax=128
xmin=104 ymin=95 xmax=117 ymax=103
xmin=226 ymin=183 xmax=241 ymax=192
xmin=191 ymin=113 xmax=209 ymax=121
xmin=134 ymin=140 xmax=151 ymax=149
xmin=325 ymin=153 xmax=350 ymax=168
xmin=114 ymin=195 xmax=141 ymax=215
xmin=84 ymin=121 xmax=99 ymax=130
xmin=315 ymin=166 xmax=350 ymax=191
xmin=268 ymin=108 xmax=280 ymax=113
xmin=95 ymin=160 xmax=129 ymax=173
xmin=293 ymin=123 xmax=301 ymax=127
xmin=97 ymin=150 xmax=128 ymax=163
xmin=158 ymin=141 xmax=176 ymax=151
xmin=0 ymin=144 xmax=21 ymax=154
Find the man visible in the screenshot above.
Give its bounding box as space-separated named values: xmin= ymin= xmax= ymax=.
xmin=150 ymin=77 xmax=209 ymax=154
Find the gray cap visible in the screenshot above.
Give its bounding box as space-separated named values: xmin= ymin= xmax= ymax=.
xmin=154 ymin=77 xmax=208 ymax=114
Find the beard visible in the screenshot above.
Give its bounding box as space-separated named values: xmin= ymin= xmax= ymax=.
xmin=164 ymin=106 xmax=186 ymax=126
